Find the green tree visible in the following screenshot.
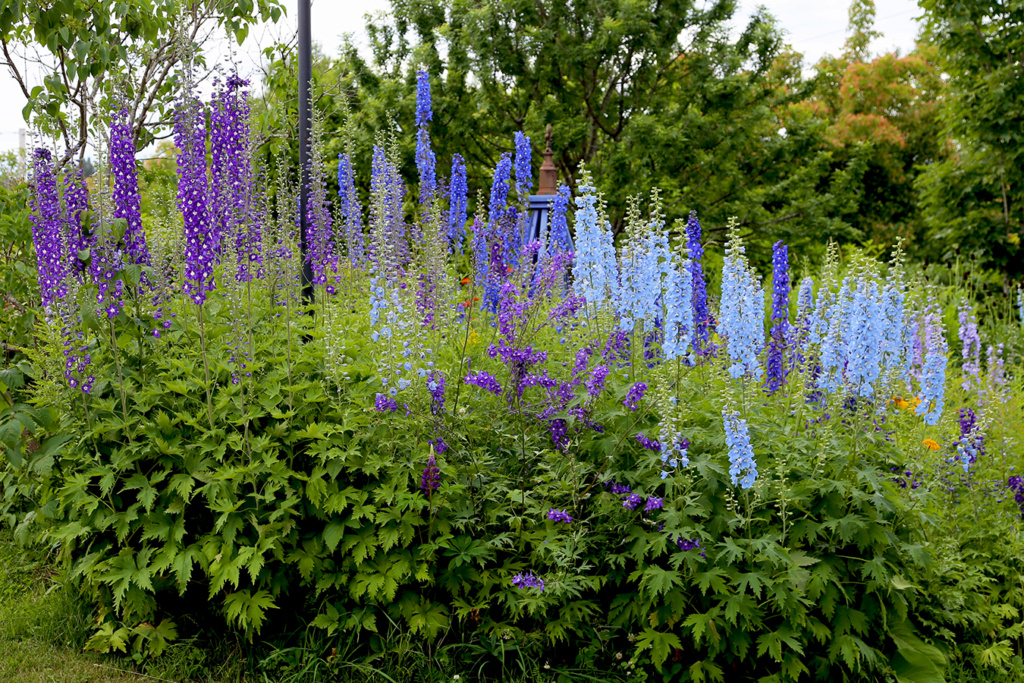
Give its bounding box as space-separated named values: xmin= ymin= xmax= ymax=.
xmin=916 ymin=0 xmax=1024 ymax=273
xmin=0 ymin=0 xmax=284 ymax=164
xmin=259 ymin=0 xmax=876 ymax=259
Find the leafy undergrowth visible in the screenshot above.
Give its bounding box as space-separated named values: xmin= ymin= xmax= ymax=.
xmin=0 ymin=532 xmax=607 ymax=682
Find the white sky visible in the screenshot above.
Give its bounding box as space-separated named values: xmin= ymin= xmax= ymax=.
xmin=0 ymin=0 xmax=922 ymax=155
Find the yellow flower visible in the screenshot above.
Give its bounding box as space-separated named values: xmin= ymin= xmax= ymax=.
xmin=908 ymin=396 xmax=922 ymax=410
xmin=467 ymin=329 xmax=480 ymax=347
xmin=892 ymin=397 xmax=910 ymax=409
xmin=922 ymin=439 xmax=940 ymax=451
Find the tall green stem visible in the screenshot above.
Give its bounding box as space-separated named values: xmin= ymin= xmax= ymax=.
xmin=197 ymin=304 xmax=215 ymax=430
xmin=108 ymin=319 xmax=130 ymax=429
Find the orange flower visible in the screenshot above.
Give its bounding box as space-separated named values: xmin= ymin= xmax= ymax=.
xmin=922 ymin=439 xmax=940 ymax=451
xmin=892 ymin=397 xmax=910 ymax=409
xmin=460 ymin=277 xmax=471 ymax=286
xmin=908 ymin=397 xmax=922 ymax=409
xmin=461 ymin=297 xmax=479 ymax=308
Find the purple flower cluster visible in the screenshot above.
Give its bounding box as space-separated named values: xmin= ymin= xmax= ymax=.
xmin=549 ymin=418 xmax=569 ymax=451
xmin=547 ymin=508 xmax=572 ymax=523
xmin=623 ymin=382 xmax=647 ymax=411
xmin=635 ymin=433 xmax=661 ymax=452
xmin=606 ymin=481 xmax=632 ymax=495
xmin=953 ymin=407 xmax=985 ymax=473
xmin=511 ymin=571 xmax=545 ymax=591
xmin=420 ymin=453 xmax=440 ymax=495
xmin=586 ymin=364 xmax=610 ymax=398
xmin=644 ymin=497 xmax=664 ymax=512
xmin=891 ymin=467 xmax=923 ymax=490
xmin=464 ymin=370 xmax=503 ymax=395
xmin=605 ymin=480 xmax=661 ymax=513
xmin=674 ymin=537 xmax=706 ymax=558
xmin=374 ymin=393 xmax=400 ymax=412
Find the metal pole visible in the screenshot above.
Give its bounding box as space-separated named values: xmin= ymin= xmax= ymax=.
xmin=297 ymin=0 xmax=314 ymax=301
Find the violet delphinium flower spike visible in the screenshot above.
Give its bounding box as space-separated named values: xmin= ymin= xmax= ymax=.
xmin=110 ymin=108 xmax=150 ymax=268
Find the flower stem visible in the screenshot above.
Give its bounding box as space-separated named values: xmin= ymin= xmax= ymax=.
xmin=108 ymin=319 xmax=129 ymax=430
xmin=197 ymin=303 xmax=215 ymax=430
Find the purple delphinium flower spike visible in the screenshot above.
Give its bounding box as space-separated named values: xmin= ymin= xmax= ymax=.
xmin=548 ymin=185 xmax=573 ymax=253
xmin=29 ymin=148 xmax=68 ymax=310
xmin=427 ymin=370 xmax=446 ymax=416
xmin=954 ymin=407 xmax=984 ymax=474
xmin=765 ymin=241 xmax=789 ymax=394
xmin=110 ymin=108 xmax=150 ymax=268
xmin=337 ymin=152 xmax=365 ymax=266
xmin=488 ymin=153 xmax=512 ymax=235
xmin=513 ymin=131 xmax=532 ymax=196
xmin=447 ymin=154 xmax=468 ymax=252
xmin=685 ymin=211 xmax=714 ymax=355
xmin=464 ymin=370 xmax=503 ymax=395
xmin=958 ymin=301 xmax=981 ymax=391
xmin=175 ymin=70 xmax=214 ymax=305
xmin=623 ymin=382 xmax=647 ymax=411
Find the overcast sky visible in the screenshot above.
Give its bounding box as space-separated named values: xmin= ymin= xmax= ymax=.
xmin=0 ymin=0 xmax=923 ymax=154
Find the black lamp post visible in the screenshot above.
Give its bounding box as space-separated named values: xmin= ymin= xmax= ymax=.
xmin=524 ymin=125 xmax=572 ymax=250
xmin=297 ymin=0 xmax=314 ymax=301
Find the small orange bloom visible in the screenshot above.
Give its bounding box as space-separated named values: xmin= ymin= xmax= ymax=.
xmin=892 ymin=397 xmax=910 ymax=409
xmin=461 ymin=297 xmax=480 ymax=308
xmin=922 ymin=439 xmax=940 ymax=451
xmin=460 ymin=277 xmax=471 ymax=285
xmin=507 ymin=266 xmax=514 ymax=274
